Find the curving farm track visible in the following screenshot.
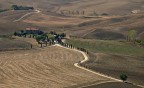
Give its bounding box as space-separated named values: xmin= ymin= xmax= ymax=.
xmin=0 ymin=46 xmax=111 ymax=88
xmin=13 ymin=10 xmax=41 ymax=22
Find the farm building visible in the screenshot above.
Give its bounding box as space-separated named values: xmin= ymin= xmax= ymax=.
xmin=25 ymin=28 xmax=44 ymax=35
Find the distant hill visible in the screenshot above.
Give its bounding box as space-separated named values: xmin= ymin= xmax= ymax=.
xmin=58 ymin=0 xmax=144 ymax=15
xmin=0 ymin=0 xmax=144 ymax=39
xmin=0 ymin=0 xmax=144 ymax=15
xmin=0 ymin=0 xmax=76 ymax=11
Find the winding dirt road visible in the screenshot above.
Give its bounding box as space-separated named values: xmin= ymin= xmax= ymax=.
xmin=55 ymin=44 xmax=122 ymax=82
xmin=13 ymin=10 xmax=41 ymax=22
xmin=55 ymin=44 xmax=144 ymax=88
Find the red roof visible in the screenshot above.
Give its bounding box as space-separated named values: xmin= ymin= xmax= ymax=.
xmin=26 ymin=27 xmax=39 ymax=30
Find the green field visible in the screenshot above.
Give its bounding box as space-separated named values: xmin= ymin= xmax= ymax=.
xmin=66 ymin=39 xmax=144 ymax=57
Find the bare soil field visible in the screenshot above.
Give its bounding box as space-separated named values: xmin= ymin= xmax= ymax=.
xmin=23 ymin=13 xmax=94 ymax=27
xmin=0 ymin=10 xmax=32 ymax=22
xmin=0 ymin=46 xmax=111 ymax=88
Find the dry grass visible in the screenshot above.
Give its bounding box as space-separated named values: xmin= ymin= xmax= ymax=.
xmin=83 ymin=53 xmax=144 ymax=86
xmin=0 ymin=10 xmax=31 ymax=22
xmin=65 ymin=13 xmax=144 ymax=39
xmin=58 ymin=0 xmax=144 ymax=15
xmin=0 ymin=46 xmax=110 ymax=88
xmin=0 ymin=37 xmax=31 ymax=51
xmin=23 ymin=13 xmax=95 ymax=27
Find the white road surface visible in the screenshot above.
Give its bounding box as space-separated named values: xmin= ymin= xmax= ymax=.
xmin=55 ymin=44 xmax=122 ymax=81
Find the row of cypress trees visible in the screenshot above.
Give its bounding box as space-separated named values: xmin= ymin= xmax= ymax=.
xmin=60 ymin=42 xmax=129 ymax=82
xmin=60 ymin=42 xmax=88 ymax=54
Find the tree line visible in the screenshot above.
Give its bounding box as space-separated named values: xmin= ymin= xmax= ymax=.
xmin=14 ymin=30 xmax=66 ymax=48
xmin=126 ymin=30 xmax=144 ymax=47
xmin=60 ymin=42 xmax=89 ymax=54
xmin=11 ymin=5 xmax=34 ymax=10
xmin=60 ymin=10 xmax=109 ymax=16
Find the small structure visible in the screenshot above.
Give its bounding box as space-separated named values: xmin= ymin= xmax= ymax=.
xmin=25 ymin=27 xmax=44 ymax=35
xmin=131 ymin=10 xmax=140 ymax=14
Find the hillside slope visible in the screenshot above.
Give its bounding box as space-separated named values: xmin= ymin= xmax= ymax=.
xmin=59 ymin=0 xmax=144 ymax=15
xmin=1 ymin=0 xmax=144 ymax=15
xmin=0 ymin=46 xmax=111 ymax=88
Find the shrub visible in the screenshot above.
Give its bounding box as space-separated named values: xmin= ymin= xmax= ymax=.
xmin=120 ymin=74 xmax=128 ymax=82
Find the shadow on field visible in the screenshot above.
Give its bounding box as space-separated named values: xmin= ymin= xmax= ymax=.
xmin=84 ymin=29 xmax=125 ymax=40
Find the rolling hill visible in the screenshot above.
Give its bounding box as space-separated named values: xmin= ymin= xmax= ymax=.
xmin=0 ymin=1 xmax=144 ymax=88
xmin=58 ymin=0 xmax=144 ymax=15
xmin=0 ymin=0 xmax=144 ymax=14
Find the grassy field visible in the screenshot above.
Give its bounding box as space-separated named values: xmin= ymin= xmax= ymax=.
xmin=66 ymin=39 xmax=144 ymax=86
xmin=66 ymin=39 xmax=144 ymax=57
xmin=0 ymin=37 xmax=31 ymax=51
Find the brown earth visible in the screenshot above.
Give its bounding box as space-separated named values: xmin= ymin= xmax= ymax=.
xmin=58 ymin=0 xmax=144 ymax=15
xmin=0 ymin=45 xmax=111 ymax=88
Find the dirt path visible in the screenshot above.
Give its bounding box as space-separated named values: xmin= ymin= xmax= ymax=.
xmin=55 ymin=44 xmax=144 ymax=88
xmin=13 ymin=10 xmax=41 ymax=22
xmin=55 ymin=44 xmax=121 ymax=82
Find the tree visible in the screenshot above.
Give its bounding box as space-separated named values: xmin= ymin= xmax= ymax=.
xmin=11 ymin=5 xmax=19 ymax=10
xmin=30 ymin=44 xmax=33 ymax=48
xmin=50 ymin=31 xmax=56 ymax=35
xmin=35 ymin=35 xmax=46 ymax=47
xmin=60 ymin=33 xmax=66 ymax=38
xmin=120 ymin=74 xmax=128 ymax=82
xmin=101 ymin=13 xmax=109 ymax=16
xmin=35 ymin=35 xmax=41 ymax=43
xmin=71 ymin=10 xmax=75 ymax=15
xmin=127 ymin=30 xmax=137 ymax=42
xmin=14 ymin=32 xmax=17 ymax=36
xmin=81 ymin=10 xmax=85 ymax=15
xmin=60 ymin=10 xmax=64 ymax=15
xmin=76 ymin=10 xmax=79 ymax=15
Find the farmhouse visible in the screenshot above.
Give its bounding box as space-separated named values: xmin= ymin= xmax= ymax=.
xmin=25 ymin=27 xmax=44 ymax=35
